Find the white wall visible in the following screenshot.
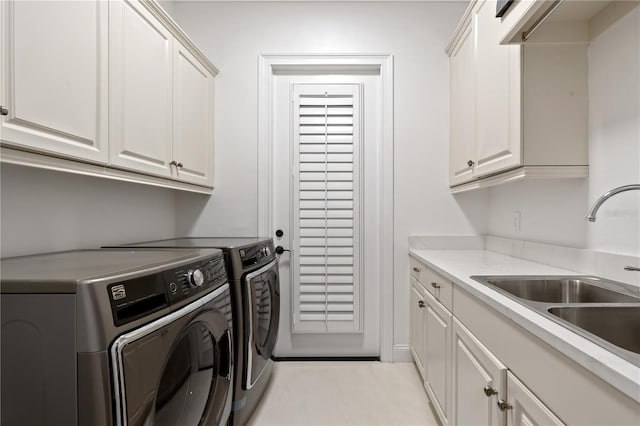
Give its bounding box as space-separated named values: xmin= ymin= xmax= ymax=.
xmin=171 ymin=1 xmax=482 ymax=357
xmin=587 ymin=4 xmax=640 ymax=256
xmin=0 ymin=164 xmax=177 ymax=257
xmin=485 ymin=4 xmax=640 ymax=257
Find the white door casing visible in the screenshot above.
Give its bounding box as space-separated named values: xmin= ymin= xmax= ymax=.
xmin=259 ymin=55 xmax=393 ymax=360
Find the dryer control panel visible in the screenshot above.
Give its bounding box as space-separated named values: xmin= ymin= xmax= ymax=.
xmin=239 ymin=240 xmax=276 ymax=268
xmin=108 ymin=252 xmax=228 ymax=326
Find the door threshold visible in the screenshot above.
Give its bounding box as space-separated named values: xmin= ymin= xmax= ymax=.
xmin=272 ymin=356 xmax=380 ymax=362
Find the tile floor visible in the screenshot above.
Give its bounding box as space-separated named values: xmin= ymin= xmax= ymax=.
xmin=246 ymin=361 xmax=440 ymax=426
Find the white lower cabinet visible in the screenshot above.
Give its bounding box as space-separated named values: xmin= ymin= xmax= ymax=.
xmin=451 ymin=317 xmax=506 ymax=426
xmin=409 ymin=264 xmax=452 ymax=426
xmin=423 ymin=289 xmax=452 ymax=425
xmin=410 ymin=278 xmax=426 ymax=379
xmin=506 ymin=371 xmax=564 ymax=426
xmin=409 ymin=257 xmax=567 ymax=426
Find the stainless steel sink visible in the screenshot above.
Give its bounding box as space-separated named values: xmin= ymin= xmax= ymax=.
xmin=476 ymin=277 xmax=640 ymax=303
xmin=470 ymin=275 xmax=640 ymax=366
xmin=548 ymin=306 xmax=640 ymax=355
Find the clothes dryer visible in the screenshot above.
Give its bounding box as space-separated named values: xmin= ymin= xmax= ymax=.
xmin=106 ymin=238 xmax=280 ymax=425
xmin=1 ymin=248 xmax=233 ymax=426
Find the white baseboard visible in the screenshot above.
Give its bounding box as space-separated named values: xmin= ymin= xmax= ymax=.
xmin=392 ymin=344 xmax=412 ymax=362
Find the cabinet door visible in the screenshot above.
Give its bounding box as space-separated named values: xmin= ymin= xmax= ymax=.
xmin=172 ymin=41 xmax=214 ymax=186
xmin=423 ymin=290 xmax=452 ymax=425
xmin=109 ymin=0 xmax=173 ymax=178
xmin=449 ymin=18 xmax=475 ymax=186
xmin=451 ymin=318 xmax=507 ymax=426
xmin=0 ymin=0 xmax=108 ymax=163
xmin=473 ymin=0 xmax=522 ymax=177
xmin=410 ymin=278 xmax=426 ymax=379
xmin=506 ymin=371 xmax=564 ymax=426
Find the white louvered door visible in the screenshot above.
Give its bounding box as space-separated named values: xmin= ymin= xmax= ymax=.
xmin=292 ymin=84 xmax=362 ymax=334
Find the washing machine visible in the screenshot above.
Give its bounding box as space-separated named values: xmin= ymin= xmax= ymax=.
xmin=1 ymin=248 xmax=233 ymax=426
xmin=105 ymin=238 xmax=280 ymax=425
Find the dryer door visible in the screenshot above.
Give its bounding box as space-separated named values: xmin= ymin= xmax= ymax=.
xmin=111 ymin=287 xmax=233 ymax=426
xmin=245 ymin=260 xmax=280 ymax=388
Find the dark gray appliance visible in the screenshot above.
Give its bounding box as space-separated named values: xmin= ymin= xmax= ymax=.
xmin=105 ymin=238 xmax=280 ymax=426
xmin=1 ymin=248 xmax=233 ymax=426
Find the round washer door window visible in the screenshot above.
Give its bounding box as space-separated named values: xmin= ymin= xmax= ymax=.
xmin=154 ymin=323 xmax=216 ymax=425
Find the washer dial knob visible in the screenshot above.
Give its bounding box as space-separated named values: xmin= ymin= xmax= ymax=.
xmin=187 ymin=269 xmax=205 ymax=288
xmin=261 ymin=246 xmax=271 ymax=257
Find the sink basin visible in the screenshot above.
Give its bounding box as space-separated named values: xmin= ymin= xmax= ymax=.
xmin=473 ymin=276 xmax=640 ymax=304
xmin=471 ymin=275 xmax=640 ymax=364
xmin=548 ymin=306 xmax=640 ymax=355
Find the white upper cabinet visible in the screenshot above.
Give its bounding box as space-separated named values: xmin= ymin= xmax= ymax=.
xmin=1 ymin=0 xmax=217 ymax=192
xmin=449 ymin=15 xmax=476 ymax=186
xmin=446 ymin=0 xmax=589 ymax=192
xmin=473 ymin=0 xmax=522 ymax=178
xmin=172 ymin=41 xmax=214 ymax=186
xmin=0 ymin=0 xmax=108 ymax=163
xmin=109 ymin=0 xmax=174 ymax=178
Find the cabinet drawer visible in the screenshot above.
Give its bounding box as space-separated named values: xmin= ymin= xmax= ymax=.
xmin=422 ymin=266 xmax=453 ymax=311
xmin=410 ymin=256 xmax=453 ymax=311
xmin=409 ymin=256 xmax=426 ymax=283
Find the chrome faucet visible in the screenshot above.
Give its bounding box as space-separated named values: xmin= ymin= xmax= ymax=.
xmin=585 ymin=184 xmax=640 ymax=272
xmin=585 ymin=184 xmax=640 ymax=222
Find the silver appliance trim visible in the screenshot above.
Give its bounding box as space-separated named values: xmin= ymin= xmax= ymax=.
xmin=244 ymin=259 xmax=278 ymax=389
xmin=110 ymin=283 xmax=229 ymax=426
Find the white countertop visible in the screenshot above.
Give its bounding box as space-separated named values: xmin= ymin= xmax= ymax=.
xmin=409 ymin=248 xmax=640 ymax=402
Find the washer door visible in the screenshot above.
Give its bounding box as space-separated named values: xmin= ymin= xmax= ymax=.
xmin=111 ymin=288 xmax=233 ymax=426
xmin=245 ymin=260 xmax=280 ymax=388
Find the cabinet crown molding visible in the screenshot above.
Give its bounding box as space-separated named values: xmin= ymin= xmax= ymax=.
xmin=142 ymin=0 xmax=219 ymax=76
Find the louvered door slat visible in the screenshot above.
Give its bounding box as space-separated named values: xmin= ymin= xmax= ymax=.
xmin=292 ymin=84 xmax=362 ymax=334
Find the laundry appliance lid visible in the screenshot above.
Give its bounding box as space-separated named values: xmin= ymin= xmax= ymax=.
xmin=111 ymin=237 xmax=271 ymax=250
xmin=0 ymin=248 xmax=221 ymax=293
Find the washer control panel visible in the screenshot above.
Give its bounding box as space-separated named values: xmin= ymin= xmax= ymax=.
xmin=165 ymin=252 xmax=227 ymax=304
xmin=108 ymin=252 xmax=228 ymax=326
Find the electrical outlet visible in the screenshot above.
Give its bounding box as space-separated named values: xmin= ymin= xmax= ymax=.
xmin=512 ymin=211 xmax=521 ymax=232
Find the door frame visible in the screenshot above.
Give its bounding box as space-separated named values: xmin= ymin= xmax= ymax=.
xmin=257 ymin=54 xmax=394 ymax=361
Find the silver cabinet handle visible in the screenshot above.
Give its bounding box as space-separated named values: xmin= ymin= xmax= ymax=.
xmin=624 ymin=265 xmax=640 ymax=271
xmin=467 ymin=160 xmax=474 ymax=167
xmin=412 ymin=267 xmax=420 ymax=273
xmin=483 ymin=386 xmax=497 ymax=397
xmin=431 ymin=282 xmax=441 ymax=289
xmin=0 ymin=106 xmax=8 ymax=116
xmin=497 ymin=399 xmax=513 ymax=411
xmin=176 ymin=162 xmax=183 ymax=168
xmin=418 ymin=300 xmax=425 ymax=308
xmin=170 ymin=160 xmax=178 ymax=166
